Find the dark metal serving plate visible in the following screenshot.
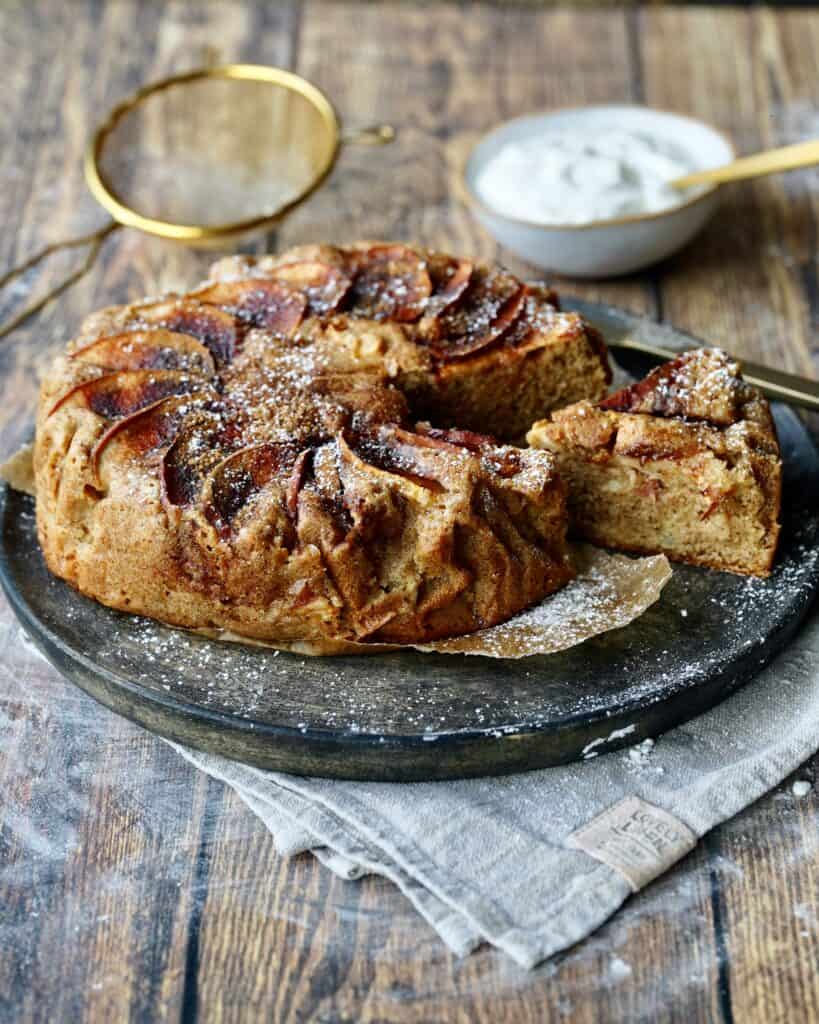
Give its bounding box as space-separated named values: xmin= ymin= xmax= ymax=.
xmin=3 ymin=303 xmax=819 ymax=781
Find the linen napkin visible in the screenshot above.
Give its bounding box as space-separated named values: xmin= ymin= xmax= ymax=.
xmin=169 ymin=600 xmax=819 ymax=969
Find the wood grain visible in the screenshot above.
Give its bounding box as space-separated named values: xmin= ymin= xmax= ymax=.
xmin=0 ymin=3 xmax=818 ymax=1022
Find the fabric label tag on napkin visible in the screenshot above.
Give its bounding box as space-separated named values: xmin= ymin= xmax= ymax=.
xmin=567 ymin=795 xmax=697 ymax=892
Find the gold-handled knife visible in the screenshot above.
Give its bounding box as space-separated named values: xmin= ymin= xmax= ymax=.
xmin=610 ymin=337 xmax=819 ymax=413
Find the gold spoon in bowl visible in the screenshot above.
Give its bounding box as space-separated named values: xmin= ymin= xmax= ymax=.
xmin=671 ymin=138 xmax=819 ymax=190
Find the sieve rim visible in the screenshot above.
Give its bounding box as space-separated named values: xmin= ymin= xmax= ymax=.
xmin=83 ymin=64 xmax=342 ymax=242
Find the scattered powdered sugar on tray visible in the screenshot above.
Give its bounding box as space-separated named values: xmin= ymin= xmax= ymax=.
xmin=624 ymin=738 xmax=665 ymax=776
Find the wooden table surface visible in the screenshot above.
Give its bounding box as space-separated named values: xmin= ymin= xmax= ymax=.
xmin=2 ymin=2 xmax=818 ymax=1021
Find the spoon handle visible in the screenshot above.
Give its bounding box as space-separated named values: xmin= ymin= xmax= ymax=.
xmin=671 ymin=139 xmax=819 ymax=190
xmin=611 ymin=338 xmax=819 ymax=413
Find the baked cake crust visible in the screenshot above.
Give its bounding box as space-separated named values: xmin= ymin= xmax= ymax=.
xmin=527 ymin=349 xmax=782 ymax=577
xmin=35 ymin=243 xmax=608 ymax=650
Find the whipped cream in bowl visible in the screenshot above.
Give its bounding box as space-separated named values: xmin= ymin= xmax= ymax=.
xmin=463 ymin=105 xmax=735 ymax=277
xmin=475 ymin=129 xmax=703 ymax=226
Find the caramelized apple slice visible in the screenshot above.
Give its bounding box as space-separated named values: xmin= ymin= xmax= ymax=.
xmin=135 ymin=300 xmax=240 ymax=364
xmin=442 ymin=289 xmax=526 ymax=360
xmin=48 ymin=370 xmax=201 ymax=420
xmin=286 ymin=448 xmax=313 ymax=520
xmin=344 ymin=427 xmax=445 ymax=493
xmin=599 ymin=350 xmax=740 ymax=425
xmin=193 ymin=279 xmax=307 ymax=335
xmin=268 ymin=261 xmax=351 ymax=316
xmin=417 ymin=424 xmax=521 ymax=476
xmin=91 ymin=390 xmax=218 ymax=474
xmin=345 ymin=245 xmax=432 ymax=322
xmin=423 ymin=255 xmax=473 ymax=319
xmin=202 ymin=442 xmax=302 ymax=536
xmin=599 ymin=376 xmax=659 ymax=414
xmin=71 ymin=330 xmax=216 ymax=375
xmin=413 ymin=422 xmax=495 ymax=452
xmin=309 ymin=372 xmax=409 ymax=426
xmin=162 ymin=411 xmax=241 ymax=506
xmin=434 ymin=267 xmax=527 ymax=360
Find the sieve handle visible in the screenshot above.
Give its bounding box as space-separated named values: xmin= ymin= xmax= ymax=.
xmin=0 ymin=221 xmax=119 ymax=341
xmin=342 ymin=124 xmax=396 ymax=146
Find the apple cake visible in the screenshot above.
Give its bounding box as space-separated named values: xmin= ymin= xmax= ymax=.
xmin=527 ymin=348 xmax=782 ymax=576
xmin=35 ymin=242 xmax=610 ymax=651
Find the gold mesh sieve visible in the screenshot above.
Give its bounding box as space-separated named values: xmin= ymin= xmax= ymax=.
xmin=0 ymin=63 xmax=394 ymax=339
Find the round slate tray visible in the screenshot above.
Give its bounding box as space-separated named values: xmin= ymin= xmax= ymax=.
xmin=3 ymin=303 xmax=819 ymax=781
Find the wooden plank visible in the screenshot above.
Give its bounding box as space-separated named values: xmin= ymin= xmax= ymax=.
xmin=643 ymin=10 xmax=819 ymax=1024
xmin=0 ymin=602 xmax=208 ymax=1022
xmin=0 ymin=2 xmax=299 ymax=1021
xmin=750 ymin=7 xmax=819 ymax=378
xmin=711 ymin=768 xmax=819 ymax=1024
xmin=187 ymin=803 xmax=727 ymax=1023
xmin=694 ymin=14 xmax=819 ymax=1018
xmin=641 ymin=7 xmax=818 ymax=376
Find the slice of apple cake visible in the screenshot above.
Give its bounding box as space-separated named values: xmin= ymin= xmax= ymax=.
xmin=527 ymin=348 xmax=782 ymax=576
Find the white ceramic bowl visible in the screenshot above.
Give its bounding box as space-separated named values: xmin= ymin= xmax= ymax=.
xmin=463 ymin=105 xmax=735 ymax=278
